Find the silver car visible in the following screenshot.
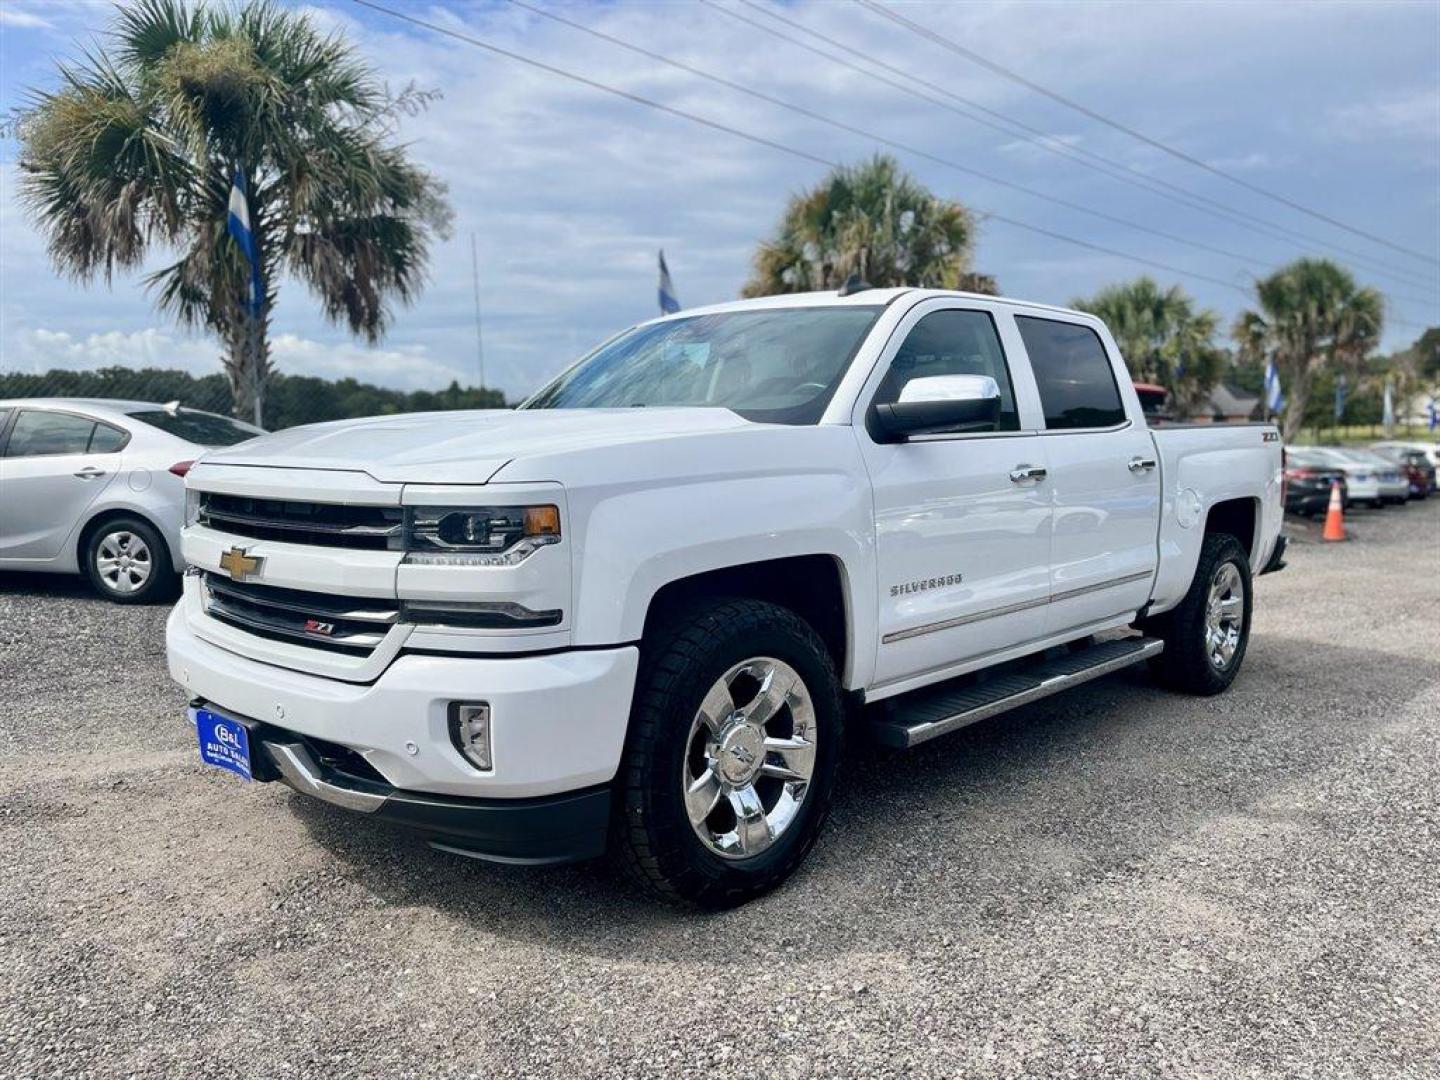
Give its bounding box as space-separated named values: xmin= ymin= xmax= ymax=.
xmin=0 ymin=398 xmax=263 ymax=602
xmin=1315 ymin=447 xmax=1409 ymax=506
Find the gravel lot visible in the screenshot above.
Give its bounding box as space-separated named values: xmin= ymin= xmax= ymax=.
xmin=2 ymin=500 xmax=1437 ymax=1079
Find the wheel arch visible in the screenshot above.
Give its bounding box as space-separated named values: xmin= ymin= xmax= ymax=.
xmin=641 ymin=555 xmax=852 ymax=686
xmin=1203 ymin=496 xmax=1259 ymax=566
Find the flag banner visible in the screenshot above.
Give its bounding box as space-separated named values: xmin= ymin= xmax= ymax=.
xmin=1382 ymin=380 xmax=1395 ymax=434
xmin=1264 ymin=359 xmax=1285 ymax=414
xmin=1428 ymin=395 xmax=1438 ymax=432
xmin=227 ymin=168 xmax=264 ymax=316
xmin=1334 ymin=374 xmax=1347 ymax=422
xmin=658 ymin=250 xmax=680 ymax=315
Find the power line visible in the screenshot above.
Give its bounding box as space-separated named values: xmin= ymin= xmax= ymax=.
xmin=718 ymin=0 xmax=1439 ymax=296
xmin=352 ymin=0 xmax=1434 ymax=324
xmin=505 ymin=0 xmax=1287 ymax=282
xmin=857 ymin=0 xmax=1440 ymax=269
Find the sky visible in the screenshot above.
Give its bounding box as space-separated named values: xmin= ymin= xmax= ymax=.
xmin=1 ymin=0 xmax=1437 ymax=401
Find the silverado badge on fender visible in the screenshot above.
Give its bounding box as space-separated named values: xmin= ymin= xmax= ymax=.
xmin=217 ymin=546 xmax=263 ymax=582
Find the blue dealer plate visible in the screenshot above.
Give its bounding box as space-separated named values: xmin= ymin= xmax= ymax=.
xmin=191 ymin=706 xmax=253 ymax=781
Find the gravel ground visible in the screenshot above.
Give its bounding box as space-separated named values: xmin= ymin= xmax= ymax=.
xmin=2 ymin=500 xmax=1437 ymax=1079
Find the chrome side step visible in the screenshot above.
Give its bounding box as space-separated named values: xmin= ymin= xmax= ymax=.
xmin=870 ymin=637 xmax=1164 ymax=749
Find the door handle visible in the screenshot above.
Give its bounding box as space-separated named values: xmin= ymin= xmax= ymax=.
xmin=1127 ymin=456 xmax=1158 ymax=473
xmin=73 ymin=467 xmax=106 ymax=480
xmin=1009 ymin=464 xmax=1047 ymax=483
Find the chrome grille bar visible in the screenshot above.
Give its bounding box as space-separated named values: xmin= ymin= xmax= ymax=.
xmin=204 ymin=574 xmax=398 ymax=624
xmin=200 ymin=573 xmax=393 ymax=656
xmin=198 ymin=493 xmax=402 ymax=550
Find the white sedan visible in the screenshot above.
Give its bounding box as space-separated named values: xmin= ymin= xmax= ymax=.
xmin=0 ymin=398 xmax=263 ymax=602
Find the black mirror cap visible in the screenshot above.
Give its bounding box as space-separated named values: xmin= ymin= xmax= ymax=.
xmin=871 ymin=395 xmax=1001 ymax=442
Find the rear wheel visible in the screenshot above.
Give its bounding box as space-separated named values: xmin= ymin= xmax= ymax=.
xmin=84 ymin=517 xmax=173 ymax=604
xmin=1147 ymin=533 xmax=1252 ymax=696
xmin=612 ymin=598 xmax=844 ymax=907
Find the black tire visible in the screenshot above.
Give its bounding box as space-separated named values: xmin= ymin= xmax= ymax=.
xmin=83 ymin=516 xmax=175 ymax=604
xmin=611 ymin=597 xmax=845 ymax=908
xmin=1146 ymin=533 xmax=1253 ymax=696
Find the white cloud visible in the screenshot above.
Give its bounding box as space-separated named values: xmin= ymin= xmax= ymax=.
xmin=0 ymin=7 xmax=55 ymax=31
xmin=1327 ymin=88 xmax=1440 ymax=145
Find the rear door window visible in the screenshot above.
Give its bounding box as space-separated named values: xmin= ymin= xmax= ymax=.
xmin=5 ymin=410 xmax=97 ymax=457
xmin=1016 ymin=316 xmax=1127 ymax=430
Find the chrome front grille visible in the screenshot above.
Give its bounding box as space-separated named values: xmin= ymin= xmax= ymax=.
xmin=201 ymin=573 xmax=397 ymax=656
xmin=198 ymin=492 xmax=402 ymax=550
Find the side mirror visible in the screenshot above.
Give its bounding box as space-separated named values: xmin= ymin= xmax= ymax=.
xmin=872 ymin=374 xmax=1002 ymax=441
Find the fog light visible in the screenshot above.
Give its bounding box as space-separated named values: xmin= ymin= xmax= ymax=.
xmin=449 ymin=702 xmax=492 ymax=771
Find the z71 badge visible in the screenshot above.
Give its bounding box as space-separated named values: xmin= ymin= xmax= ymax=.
xmin=891 ymin=573 xmax=963 ymax=597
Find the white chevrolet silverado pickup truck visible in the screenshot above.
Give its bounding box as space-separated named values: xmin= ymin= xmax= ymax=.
xmin=168 ymin=287 xmax=1285 ymax=906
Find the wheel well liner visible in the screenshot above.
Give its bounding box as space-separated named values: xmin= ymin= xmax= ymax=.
xmin=1204 ymin=497 xmax=1258 ymax=564
xmin=642 ymin=555 xmax=849 ymax=677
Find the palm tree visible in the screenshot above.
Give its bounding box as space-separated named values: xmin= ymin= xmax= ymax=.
xmin=1232 ymin=258 xmax=1383 ymax=442
xmin=742 ymin=155 xmax=992 ymax=297
xmin=1072 ymin=277 xmax=1225 ymax=418
xmin=12 ymin=0 xmax=451 ymax=425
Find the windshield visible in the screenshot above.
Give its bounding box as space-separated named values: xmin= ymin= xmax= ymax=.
xmin=522 ymin=306 xmax=884 ymax=424
xmin=128 ymin=409 xmax=264 ymax=447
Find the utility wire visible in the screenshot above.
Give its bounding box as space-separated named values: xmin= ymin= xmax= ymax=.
xmin=857 ymin=0 xmax=1440 ymax=269
xmin=719 ymin=0 xmax=1439 ymax=296
xmin=506 ymin=0 xmax=1290 ymax=282
xmin=353 ymin=0 xmax=1253 ymax=297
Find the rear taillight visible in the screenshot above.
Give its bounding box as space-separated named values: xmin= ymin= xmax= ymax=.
xmin=1284 ymin=468 xmax=1316 ymax=480
xmin=169 ymin=460 xmax=194 ymax=478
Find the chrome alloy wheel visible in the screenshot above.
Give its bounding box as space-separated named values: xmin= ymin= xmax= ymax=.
xmin=682 ymin=657 xmax=817 ymax=860
xmin=96 ymin=530 xmax=153 ymax=595
xmin=1204 ymin=561 xmax=1244 ymax=670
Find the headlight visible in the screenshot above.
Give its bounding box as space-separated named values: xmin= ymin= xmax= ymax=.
xmin=402 ymin=505 xmax=560 ymax=566
xmin=184 ymin=488 xmax=201 ymax=527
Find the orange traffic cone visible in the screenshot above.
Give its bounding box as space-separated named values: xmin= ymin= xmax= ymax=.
xmin=1322 ymin=479 xmax=1346 ymax=542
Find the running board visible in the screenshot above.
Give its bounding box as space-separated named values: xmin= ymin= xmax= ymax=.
xmin=869 ymin=637 xmax=1164 ymax=749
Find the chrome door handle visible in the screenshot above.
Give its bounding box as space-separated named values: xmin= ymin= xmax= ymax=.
xmin=1127 ymin=456 xmax=1158 ymax=473
xmin=1009 ymin=464 xmax=1047 ymax=483
xmin=73 ymin=467 xmax=106 ymax=480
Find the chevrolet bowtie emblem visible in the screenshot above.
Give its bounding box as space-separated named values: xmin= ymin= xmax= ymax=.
xmin=218 ymin=546 xmax=263 ymax=582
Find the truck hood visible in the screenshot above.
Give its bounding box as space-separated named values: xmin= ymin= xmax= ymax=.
xmin=197 ymin=408 xmax=757 ymax=484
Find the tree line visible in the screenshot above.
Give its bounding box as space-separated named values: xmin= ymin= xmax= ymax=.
xmin=0 ymin=367 xmax=505 ymax=430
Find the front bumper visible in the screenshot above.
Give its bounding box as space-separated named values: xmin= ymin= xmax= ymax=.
xmin=194 ymin=707 xmax=610 ymax=864
xmin=167 ymin=604 xmax=639 ymax=801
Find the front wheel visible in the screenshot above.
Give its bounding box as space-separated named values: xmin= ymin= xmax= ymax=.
xmin=612 ymin=598 xmax=844 ymax=908
xmin=1147 ymin=532 xmax=1253 ymax=696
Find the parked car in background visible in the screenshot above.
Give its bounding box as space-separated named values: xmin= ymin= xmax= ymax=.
xmin=1282 ymin=449 xmax=1347 ymax=516
xmin=1290 ymin=446 xmax=1381 ymax=508
xmin=1371 ymin=439 xmax=1440 ymax=471
xmin=1370 ymin=445 xmax=1435 ymax=499
xmin=0 ymin=399 xmax=263 ymax=602
xmin=1299 ymin=447 xmax=1405 ymax=507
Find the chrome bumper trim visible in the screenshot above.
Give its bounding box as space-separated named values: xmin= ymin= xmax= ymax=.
xmin=266 ymin=741 xmax=389 ymax=814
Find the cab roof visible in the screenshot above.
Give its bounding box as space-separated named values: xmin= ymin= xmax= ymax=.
xmin=654 ymin=287 xmax=1092 ymax=323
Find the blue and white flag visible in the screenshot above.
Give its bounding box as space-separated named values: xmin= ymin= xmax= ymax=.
xmin=658 ymin=249 xmax=680 ymax=315
xmin=1428 ymin=394 xmax=1438 ymax=431
xmin=1334 ymin=373 xmax=1347 ymax=422
xmin=1264 ymin=358 xmax=1285 ymax=414
xmin=227 ymin=168 xmax=263 ymax=316
xmin=1382 ymin=379 xmax=1395 ymax=433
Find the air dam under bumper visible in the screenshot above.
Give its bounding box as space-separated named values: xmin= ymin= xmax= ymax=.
xmin=198 ymin=708 xmax=611 ymax=865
